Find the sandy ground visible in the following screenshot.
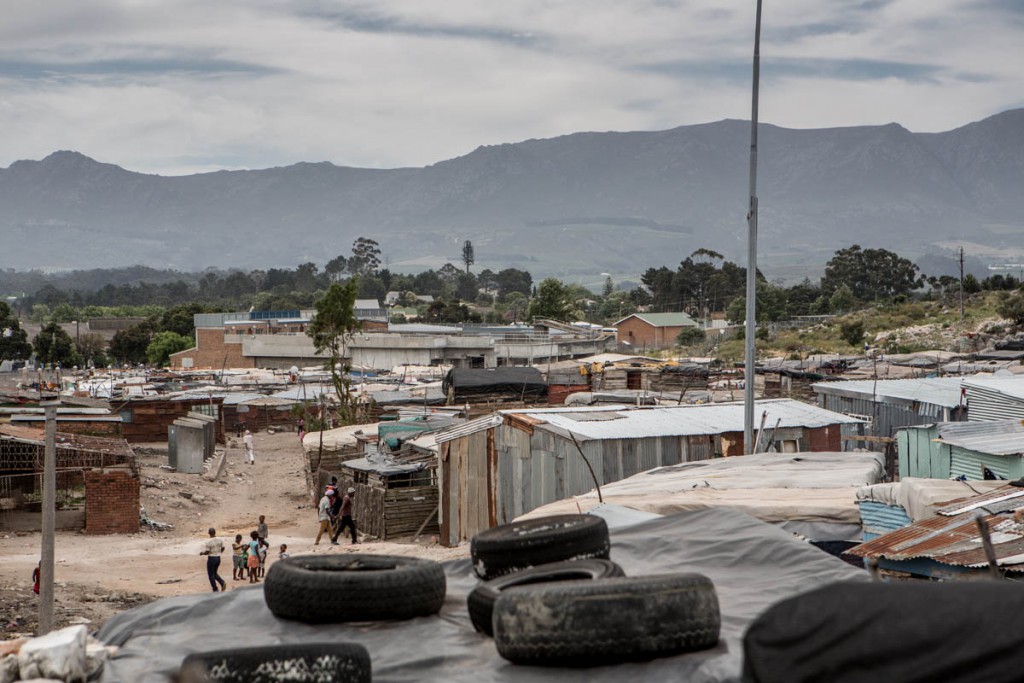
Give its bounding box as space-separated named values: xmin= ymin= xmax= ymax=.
xmin=0 ymin=430 xmax=467 ymax=638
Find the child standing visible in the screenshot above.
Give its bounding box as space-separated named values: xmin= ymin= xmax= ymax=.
xmin=257 ymin=515 xmax=268 ymax=544
xmin=246 ymin=531 xmax=261 ymax=583
xmin=231 ymin=534 xmax=246 ymax=581
xmin=257 ymin=539 xmax=268 ymax=579
xmin=279 ymin=544 xmax=290 ymax=559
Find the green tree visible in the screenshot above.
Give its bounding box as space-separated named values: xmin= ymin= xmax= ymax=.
xmin=529 ymin=278 xmax=574 ymax=321
xmin=602 ymin=276 xmax=614 ymax=298
xmin=676 ymin=327 xmax=706 ymax=347
xmin=0 ymin=302 xmax=32 ymax=361
xmin=461 ymin=240 xmax=475 ymax=273
xmin=495 ymin=268 xmax=533 ymax=300
xmin=963 ymin=273 xmax=982 ymax=295
xmin=307 ymin=279 xmax=363 ymax=425
xmin=502 ymin=292 xmax=529 ymax=323
xmin=821 ymin=245 xmax=923 ymax=302
xmin=33 ymin=323 xmax=81 ymax=367
xmin=828 ymin=283 xmax=856 ymax=314
xmin=350 ymin=237 xmax=382 ymax=277
xmin=146 ymin=331 xmax=193 ymax=366
xmin=109 ymin=321 xmax=157 ymax=364
xmin=75 ymin=332 xmax=109 ymax=368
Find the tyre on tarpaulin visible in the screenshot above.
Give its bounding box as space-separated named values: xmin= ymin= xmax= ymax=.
xmin=178 ymin=642 xmax=371 ymax=683
xmin=470 ymin=514 xmax=610 ymax=580
xmin=263 ymin=554 xmax=446 ymax=623
xmin=493 ymin=573 xmax=721 ymax=666
xmin=467 ymin=558 xmax=626 ymax=637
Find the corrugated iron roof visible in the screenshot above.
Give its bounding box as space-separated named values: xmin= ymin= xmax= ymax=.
xmin=812 ymin=376 xmax=969 ymax=408
xmin=935 ymin=419 xmax=1024 ymax=455
xmin=963 ymin=377 xmax=1024 ymax=401
xmin=847 ymin=483 xmax=1024 ymax=568
xmin=433 ymin=414 xmax=502 ymax=443
xmin=846 ymin=511 xmax=1024 ymax=568
xmin=502 ymin=398 xmax=863 ymax=441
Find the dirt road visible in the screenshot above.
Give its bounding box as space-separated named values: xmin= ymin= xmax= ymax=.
xmin=0 ymin=430 xmax=467 ymax=638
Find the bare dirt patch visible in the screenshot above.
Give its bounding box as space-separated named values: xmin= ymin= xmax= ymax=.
xmin=0 ymin=429 xmax=467 ymax=637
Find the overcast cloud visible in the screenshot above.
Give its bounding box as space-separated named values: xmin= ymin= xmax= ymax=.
xmin=1 ymin=0 xmax=1021 ymax=175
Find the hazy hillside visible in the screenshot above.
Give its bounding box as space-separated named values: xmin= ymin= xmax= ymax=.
xmin=2 ymin=109 xmax=1023 ymax=281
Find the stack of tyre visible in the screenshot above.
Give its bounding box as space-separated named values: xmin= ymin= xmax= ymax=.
xmin=468 ymin=514 xmax=722 ymax=666
xmin=180 ymin=554 xmax=446 ymax=682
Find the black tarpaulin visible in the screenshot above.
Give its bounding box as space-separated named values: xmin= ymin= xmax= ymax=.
xmin=442 ymin=367 xmax=547 ymax=399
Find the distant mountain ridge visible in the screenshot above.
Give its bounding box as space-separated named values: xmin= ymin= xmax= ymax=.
xmin=2 ymin=109 xmax=1023 ymax=281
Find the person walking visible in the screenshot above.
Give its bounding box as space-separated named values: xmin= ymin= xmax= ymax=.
xmin=243 ymin=429 xmax=255 ymax=464
xmin=200 ymin=528 xmax=227 ymax=592
xmin=332 ymin=487 xmax=359 ymax=545
xmin=314 ymin=489 xmax=335 ymax=545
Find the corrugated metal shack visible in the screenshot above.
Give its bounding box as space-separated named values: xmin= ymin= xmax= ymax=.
xmin=846 ymin=484 xmax=1024 ymax=579
xmin=435 ymin=399 xmax=866 ymax=546
xmin=759 ymin=355 xmax=858 ymax=401
xmin=963 ymin=377 xmax=1024 ymax=422
xmin=899 ymin=419 xmax=1024 ymax=480
xmin=813 ymin=377 xmax=968 ymax=440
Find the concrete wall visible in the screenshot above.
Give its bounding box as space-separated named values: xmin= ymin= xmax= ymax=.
xmin=85 ymin=467 xmax=139 ymax=534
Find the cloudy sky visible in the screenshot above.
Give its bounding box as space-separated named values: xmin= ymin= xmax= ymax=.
xmin=2 ymin=0 xmax=1021 ymax=175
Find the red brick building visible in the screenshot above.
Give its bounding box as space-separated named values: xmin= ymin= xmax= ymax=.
xmin=614 ymin=312 xmax=701 ymax=350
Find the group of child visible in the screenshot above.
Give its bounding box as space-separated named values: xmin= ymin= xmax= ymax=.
xmin=230 ymin=514 xmax=290 ymax=584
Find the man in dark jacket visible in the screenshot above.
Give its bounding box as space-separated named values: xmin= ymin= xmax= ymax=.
xmin=332 ymin=487 xmax=358 ymax=544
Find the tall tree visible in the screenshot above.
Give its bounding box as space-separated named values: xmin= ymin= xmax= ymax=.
xmin=307 ymin=279 xmax=363 ymax=425
xmin=821 ymin=245 xmax=923 ymax=302
xmin=529 ymin=278 xmax=575 ymax=321
xmin=495 ymin=268 xmax=533 ymax=300
xmin=461 ymin=240 xmax=475 ymax=273
xmin=350 ymin=237 xmax=382 ymax=277
xmin=146 ymin=331 xmax=193 ymax=366
xmin=0 ymin=302 xmax=32 ymax=361
xmin=33 ymin=323 xmax=81 ymax=367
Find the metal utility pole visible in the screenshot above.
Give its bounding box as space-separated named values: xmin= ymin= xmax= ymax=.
xmin=744 ymin=0 xmax=763 ymax=454
xmin=959 ymin=247 xmax=964 ymax=321
xmin=39 ymin=397 xmax=60 ymax=634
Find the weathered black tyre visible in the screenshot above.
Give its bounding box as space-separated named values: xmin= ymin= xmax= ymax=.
xmin=468 ymin=559 xmax=625 ymax=637
xmin=470 ymin=514 xmax=610 ymax=580
xmin=263 ymin=554 xmax=446 ymax=623
xmin=493 ymin=573 xmax=720 ymax=666
xmin=178 ymin=643 xmax=371 ymax=683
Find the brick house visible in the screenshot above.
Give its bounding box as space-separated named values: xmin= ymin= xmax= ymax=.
xmin=614 ymin=312 xmax=700 ymax=350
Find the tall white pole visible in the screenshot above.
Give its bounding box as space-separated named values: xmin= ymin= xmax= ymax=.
xmin=39 ymin=398 xmax=60 ymax=634
xmin=744 ymin=0 xmax=763 ymax=454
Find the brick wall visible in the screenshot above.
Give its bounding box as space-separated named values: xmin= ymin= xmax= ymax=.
xmin=615 ymin=317 xmax=687 ymax=349
xmin=85 ymin=467 xmax=140 ymax=535
xmin=171 ymin=328 xmax=251 ymax=370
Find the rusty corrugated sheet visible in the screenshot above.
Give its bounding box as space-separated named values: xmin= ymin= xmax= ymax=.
xmin=847 ymin=508 xmax=1024 ymax=568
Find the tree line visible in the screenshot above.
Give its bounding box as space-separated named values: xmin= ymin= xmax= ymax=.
xmin=5 ymin=240 xmax=1024 ymax=368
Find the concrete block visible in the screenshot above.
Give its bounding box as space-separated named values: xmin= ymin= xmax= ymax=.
xmin=17 ymin=624 xmax=87 ymax=681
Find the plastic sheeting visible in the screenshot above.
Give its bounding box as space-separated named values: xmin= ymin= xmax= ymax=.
xmin=96 ymin=508 xmax=866 ymax=683
xmin=518 ymin=452 xmax=886 ymax=539
xmin=442 ymin=367 xmax=547 ymax=399
xmin=856 ymin=478 xmax=1005 ymax=521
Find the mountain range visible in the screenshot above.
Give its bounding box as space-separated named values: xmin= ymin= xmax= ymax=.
xmin=2 ymin=109 xmax=1023 ymax=283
